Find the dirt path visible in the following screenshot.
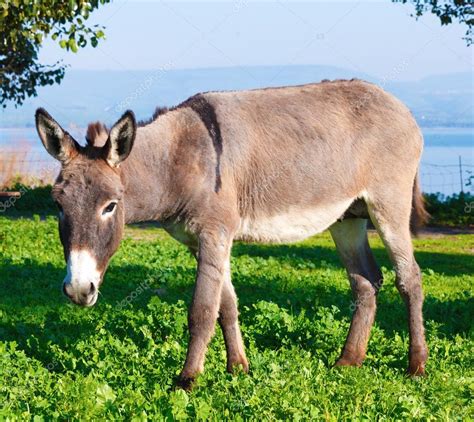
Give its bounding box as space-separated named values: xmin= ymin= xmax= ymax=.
xmin=411 ymin=227 xmax=473 ymax=238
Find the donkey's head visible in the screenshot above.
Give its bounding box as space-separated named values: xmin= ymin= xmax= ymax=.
xmin=35 ymin=108 xmax=136 ymax=307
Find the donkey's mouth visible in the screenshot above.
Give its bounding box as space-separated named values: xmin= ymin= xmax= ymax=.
xmin=82 ymin=293 xmax=98 ymax=307
xmin=65 ymin=293 xmax=98 ymax=307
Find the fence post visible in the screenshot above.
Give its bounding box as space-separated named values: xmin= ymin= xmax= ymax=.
xmin=459 ymin=155 xmax=464 ymax=194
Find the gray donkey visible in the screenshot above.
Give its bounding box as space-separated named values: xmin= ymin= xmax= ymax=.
xmin=35 ymin=79 xmax=429 ymax=389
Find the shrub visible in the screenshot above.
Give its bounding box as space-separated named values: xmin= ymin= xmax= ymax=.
xmin=424 ymin=192 xmax=474 ymax=227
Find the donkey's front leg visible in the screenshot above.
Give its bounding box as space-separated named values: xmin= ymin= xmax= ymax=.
xmin=188 ymin=245 xmax=248 ymax=374
xmin=178 ymin=228 xmax=232 ymax=388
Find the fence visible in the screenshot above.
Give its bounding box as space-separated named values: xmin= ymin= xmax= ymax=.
xmin=420 ymin=158 xmax=473 ymax=196
xmin=0 ymin=150 xmax=59 ymax=187
xmin=0 ymin=149 xmax=472 ymax=196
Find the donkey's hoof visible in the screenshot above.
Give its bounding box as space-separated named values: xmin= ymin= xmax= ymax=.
xmin=227 ymin=357 xmax=249 ymax=374
xmin=407 ymin=363 xmax=426 ymax=377
xmin=334 ymin=353 xmax=364 ymax=367
xmin=175 ymin=376 xmax=195 ymax=391
xmin=334 ymin=358 xmax=361 ymax=368
xmin=408 ymin=348 xmax=428 ymax=376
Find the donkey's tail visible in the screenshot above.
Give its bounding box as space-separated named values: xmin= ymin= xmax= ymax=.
xmin=410 ymin=172 xmax=430 ymax=236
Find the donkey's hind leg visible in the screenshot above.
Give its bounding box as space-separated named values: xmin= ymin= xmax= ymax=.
xmin=330 ymin=218 xmax=383 ymax=367
xmin=367 ymin=194 xmax=428 ymax=375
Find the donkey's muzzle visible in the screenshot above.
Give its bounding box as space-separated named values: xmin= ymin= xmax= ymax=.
xmin=63 ymin=249 xmax=101 ymax=307
xmin=63 ymin=281 xmax=98 ymax=307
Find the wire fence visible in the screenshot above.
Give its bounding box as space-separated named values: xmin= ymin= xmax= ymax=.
xmin=0 ymin=150 xmax=472 ymax=196
xmin=420 ymin=160 xmax=473 ymax=196
xmin=0 ymin=150 xmax=59 ymax=187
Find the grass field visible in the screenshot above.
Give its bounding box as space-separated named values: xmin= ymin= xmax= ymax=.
xmin=0 ymin=216 xmax=473 ymax=420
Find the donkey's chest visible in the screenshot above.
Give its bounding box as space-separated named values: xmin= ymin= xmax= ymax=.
xmin=163 ymin=222 xmax=198 ymax=250
xmin=235 ymin=198 xmax=354 ymax=243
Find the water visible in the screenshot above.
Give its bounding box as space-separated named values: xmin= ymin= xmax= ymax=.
xmin=1 ymin=127 xmax=472 ymax=195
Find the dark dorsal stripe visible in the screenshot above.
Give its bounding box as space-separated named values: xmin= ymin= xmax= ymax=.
xmin=179 ymin=94 xmax=223 ymax=192
xmin=138 ymin=94 xmax=223 ymax=192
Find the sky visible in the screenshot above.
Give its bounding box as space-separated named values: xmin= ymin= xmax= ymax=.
xmin=38 ymin=0 xmax=473 ymax=81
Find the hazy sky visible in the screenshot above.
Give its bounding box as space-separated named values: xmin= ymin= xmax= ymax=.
xmin=37 ymin=0 xmax=473 ymax=81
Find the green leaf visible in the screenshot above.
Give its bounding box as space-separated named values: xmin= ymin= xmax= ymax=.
xmin=169 ymin=390 xmax=189 ymax=420
xmin=96 ymin=383 xmax=116 ymax=405
xmin=194 ymin=399 xmax=212 ymax=419
xmin=68 ymin=38 xmax=78 ymax=53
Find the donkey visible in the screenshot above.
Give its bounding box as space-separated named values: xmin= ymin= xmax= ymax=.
xmin=36 ymin=79 xmax=429 ymax=388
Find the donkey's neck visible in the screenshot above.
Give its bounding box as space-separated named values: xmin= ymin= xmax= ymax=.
xmin=120 ymin=115 xmax=176 ymax=224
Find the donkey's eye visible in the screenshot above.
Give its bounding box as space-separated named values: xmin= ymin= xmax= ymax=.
xmin=102 ymin=202 xmax=117 ymax=215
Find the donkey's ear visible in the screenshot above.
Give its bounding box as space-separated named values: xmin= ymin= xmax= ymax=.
xmin=104 ymin=110 xmax=136 ymax=167
xmin=35 ymin=108 xmax=79 ymax=164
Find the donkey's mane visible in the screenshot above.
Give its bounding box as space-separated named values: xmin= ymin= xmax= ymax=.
xmin=85 ymin=122 xmax=109 ymax=147
xmin=136 ymin=93 xmax=209 ymax=128
xmin=82 ymin=106 xmax=173 ymax=156
xmin=84 ymin=106 xmax=170 ymax=153
xmin=137 ymin=106 xmax=170 ymax=127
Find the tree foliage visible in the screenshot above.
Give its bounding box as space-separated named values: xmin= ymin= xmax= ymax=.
xmin=0 ymin=0 xmax=110 ymax=108
xmin=393 ymin=0 xmax=473 ymax=45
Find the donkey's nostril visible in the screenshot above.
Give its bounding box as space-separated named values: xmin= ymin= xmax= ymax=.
xmin=88 ymin=282 xmax=96 ymax=295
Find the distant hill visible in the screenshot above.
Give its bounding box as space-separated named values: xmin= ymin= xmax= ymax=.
xmin=0 ymin=65 xmax=472 ymax=128
xmin=386 ymin=72 xmax=473 ymax=128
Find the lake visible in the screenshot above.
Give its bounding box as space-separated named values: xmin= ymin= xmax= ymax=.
xmin=0 ymin=127 xmax=472 ymax=195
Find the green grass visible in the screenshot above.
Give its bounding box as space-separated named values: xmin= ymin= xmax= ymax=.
xmin=0 ymin=216 xmax=473 ymax=420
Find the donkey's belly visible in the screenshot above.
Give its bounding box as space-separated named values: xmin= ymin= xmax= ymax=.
xmin=236 ymin=198 xmax=355 ymax=243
